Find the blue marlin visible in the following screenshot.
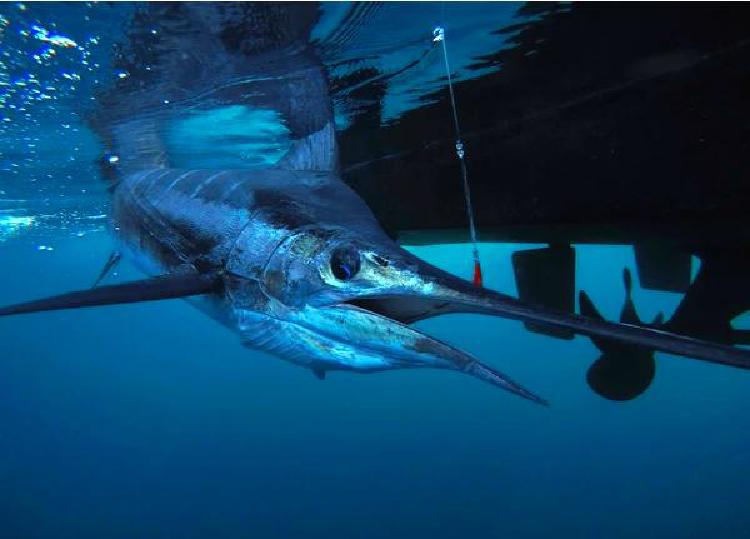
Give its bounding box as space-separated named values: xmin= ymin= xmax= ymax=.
xmin=2 ymin=3 xmax=750 ymax=404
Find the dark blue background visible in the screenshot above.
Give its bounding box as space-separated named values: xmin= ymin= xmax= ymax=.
xmin=1 ymin=237 xmax=747 ymax=538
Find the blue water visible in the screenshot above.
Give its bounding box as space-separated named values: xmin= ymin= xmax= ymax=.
xmin=1 ymin=3 xmax=749 ymax=538
xmin=1 ymin=236 xmax=748 ymax=538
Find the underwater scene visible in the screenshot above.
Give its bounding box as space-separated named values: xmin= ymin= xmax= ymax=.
xmin=1 ymin=2 xmax=749 ymax=538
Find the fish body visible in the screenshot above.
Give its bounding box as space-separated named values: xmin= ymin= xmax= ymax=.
xmin=108 ymin=167 xmax=545 ymax=399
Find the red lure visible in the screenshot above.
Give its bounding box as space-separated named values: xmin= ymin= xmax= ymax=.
xmin=472 ymin=259 xmax=483 ymax=288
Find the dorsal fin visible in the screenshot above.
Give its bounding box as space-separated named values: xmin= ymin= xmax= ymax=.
xmin=0 ymin=273 xmax=222 ymax=317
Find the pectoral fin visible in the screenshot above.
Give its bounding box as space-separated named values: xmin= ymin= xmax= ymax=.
xmin=0 ymin=273 xmax=222 ymax=316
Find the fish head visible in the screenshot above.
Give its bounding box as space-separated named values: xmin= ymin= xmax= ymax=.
xmin=259 ymin=226 xmax=436 ymax=307
xmin=225 ymin=223 xmax=547 ymax=404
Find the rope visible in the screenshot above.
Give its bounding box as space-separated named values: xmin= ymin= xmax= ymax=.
xmin=433 ymin=26 xmax=483 ymax=287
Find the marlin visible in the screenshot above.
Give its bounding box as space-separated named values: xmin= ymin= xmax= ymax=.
xmin=2 ymin=3 xmax=750 ymax=405
xmin=2 ymin=161 xmax=750 ymax=405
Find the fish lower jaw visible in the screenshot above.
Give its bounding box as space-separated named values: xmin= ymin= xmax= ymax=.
xmin=233 ymin=307 xmax=397 ymax=373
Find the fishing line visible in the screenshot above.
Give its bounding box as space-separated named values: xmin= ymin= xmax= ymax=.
xmin=433 ymin=25 xmax=483 ymax=287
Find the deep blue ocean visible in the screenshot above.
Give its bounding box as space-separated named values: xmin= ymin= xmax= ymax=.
xmin=1 ymin=3 xmax=749 ymax=538
xmin=1 ymin=237 xmax=748 ymax=538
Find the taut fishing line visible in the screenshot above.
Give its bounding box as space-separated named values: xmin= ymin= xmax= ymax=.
xmin=433 ymin=25 xmax=483 ymax=287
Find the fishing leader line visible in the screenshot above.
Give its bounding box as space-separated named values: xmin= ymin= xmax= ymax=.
xmin=432 ymin=25 xmax=483 ymax=288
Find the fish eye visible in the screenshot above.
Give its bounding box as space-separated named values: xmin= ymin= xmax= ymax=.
xmin=330 ymin=245 xmax=361 ymax=281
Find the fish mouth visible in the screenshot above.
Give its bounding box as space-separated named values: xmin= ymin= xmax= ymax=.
xmin=317 ymin=299 xmax=548 ymax=405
